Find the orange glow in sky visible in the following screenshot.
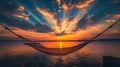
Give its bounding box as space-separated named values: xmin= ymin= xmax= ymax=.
xmin=0 ymin=20 xmax=119 ymax=49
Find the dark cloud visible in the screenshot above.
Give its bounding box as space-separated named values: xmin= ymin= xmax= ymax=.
xmin=76 ymin=14 xmax=106 ymax=30
xmin=75 ymin=0 xmax=120 ymax=31
xmin=0 ymin=0 xmax=120 ymax=33
xmin=0 ymin=0 xmax=52 ymax=32
xmin=0 ymin=14 xmax=52 ymax=32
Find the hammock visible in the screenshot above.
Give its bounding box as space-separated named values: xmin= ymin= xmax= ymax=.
xmin=0 ymin=19 xmax=120 ymax=56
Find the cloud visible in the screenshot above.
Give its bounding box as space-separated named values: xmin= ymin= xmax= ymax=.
xmin=61 ymin=3 xmax=75 ymax=11
xmin=0 ymin=0 xmax=119 ymax=36
xmin=105 ymin=14 xmax=120 ymax=20
xmin=105 ymin=19 xmax=116 ymax=23
xmin=0 ymin=0 xmax=53 ymax=32
xmin=76 ymin=0 xmax=94 ymax=9
xmin=0 ymin=0 xmax=30 ymax=20
xmin=12 ymin=6 xmax=30 ymax=20
xmin=36 ymin=7 xmax=55 ymax=19
xmin=56 ymin=0 xmax=61 ymax=5
xmin=113 ymin=14 xmax=120 ymax=18
xmin=36 ymin=7 xmax=62 ymax=33
xmin=0 ymin=14 xmax=52 ymax=33
xmin=109 ymin=30 xmax=120 ymax=34
xmin=60 ymin=0 xmax=94 ymax=11
xmin=76 ymin=14 xmax=106 ymax=30
xmin=0 ymin=0 xmax=95 ymax=34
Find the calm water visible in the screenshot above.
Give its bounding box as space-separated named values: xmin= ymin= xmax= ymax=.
xmin=0 ymin=42 xmax=120 ymax=67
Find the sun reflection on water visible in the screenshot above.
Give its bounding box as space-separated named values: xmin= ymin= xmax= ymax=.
xmin=58 ymin=36 xmax=63 ymax=49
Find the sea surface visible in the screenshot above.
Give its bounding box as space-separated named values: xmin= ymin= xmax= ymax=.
xmin=0 ymin=41 xmax=120 ymax=67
